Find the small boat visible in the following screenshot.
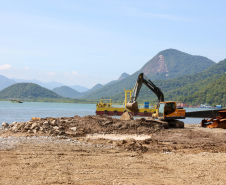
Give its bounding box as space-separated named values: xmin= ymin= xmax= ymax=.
xmin=11 ymin=99 xmax=23 ymax=103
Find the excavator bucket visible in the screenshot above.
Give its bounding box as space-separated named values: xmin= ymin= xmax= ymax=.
xmin=126 ymin=101 xmax=139 ymax=112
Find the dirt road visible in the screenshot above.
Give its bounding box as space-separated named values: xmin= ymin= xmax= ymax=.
xmin=1 ymin=116 xmax=226 ymax=184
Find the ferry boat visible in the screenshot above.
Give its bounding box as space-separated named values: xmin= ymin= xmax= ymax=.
xmin=96 ymin=89 xmax=156 ymax=117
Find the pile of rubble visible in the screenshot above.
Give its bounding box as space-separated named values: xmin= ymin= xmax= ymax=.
xmin=114 ymin=138 xmax=148 ymax=152
xmin=0 ymin=114 xmax=164 ymax=137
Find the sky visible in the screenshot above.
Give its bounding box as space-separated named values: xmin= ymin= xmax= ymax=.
xmin=0 ymin=0 xmax=226 ymax=88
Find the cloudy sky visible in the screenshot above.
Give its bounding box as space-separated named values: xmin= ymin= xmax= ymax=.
xmin=0 ymin=0 xmax=226 ymax=88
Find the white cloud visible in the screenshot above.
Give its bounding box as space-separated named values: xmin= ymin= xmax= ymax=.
xmin=24 ymin=67 xmax=29 ymax=70
xmin=0 ymin=64 xmax=11 ymax=70
xmin=72 ymin=71 xmax=78 ymax=75
xmin=47 ymin=72 xmax=56 ymax=76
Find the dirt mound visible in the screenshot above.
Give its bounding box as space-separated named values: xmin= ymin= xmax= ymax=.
xmin=120 ymin=112 xmax=133 ymax=120
xmin=1 ymin=115 xmax=164 ymax=137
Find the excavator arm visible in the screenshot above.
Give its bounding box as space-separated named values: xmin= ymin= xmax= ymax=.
xmin=126 ymin=73 xmax=164 ymax=112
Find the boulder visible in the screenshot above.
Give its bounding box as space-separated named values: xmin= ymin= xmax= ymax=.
xmin=50 ymin=120 xmax=57 ymax=126
xmin=43 ymin=121 xmax=50 ymax=128
xmin=17 ymin=122 xmax=26 ymax=131
xmin=53 ymin=126 xmax=59 ymax=130
xmin=70 ymin=127 xmax=77 ymax=131
xmin=11 ymin=123 xmax=19 ymax=131
xmin=120 ymin=112 xmax=134 ymax=121
xmin=2 ymin=122 xmax=9 ymax=129
xmin=23 ymin=122 xmax=32 ymax=130
xmin=31 ymin=122 xmax=39 ymax=130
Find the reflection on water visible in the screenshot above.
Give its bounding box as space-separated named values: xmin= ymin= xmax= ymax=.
xmin=0 ymin=101 xmax=219 ymax=126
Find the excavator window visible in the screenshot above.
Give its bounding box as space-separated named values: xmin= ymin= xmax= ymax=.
xmin=165 ymin=103 xmax=176 ymax=115
xmin=158 ymin=103 xmax=165 ymax=117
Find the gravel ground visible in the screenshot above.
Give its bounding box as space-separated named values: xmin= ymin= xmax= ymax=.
xmin=0 ymin=135 xmax=115 ymax=151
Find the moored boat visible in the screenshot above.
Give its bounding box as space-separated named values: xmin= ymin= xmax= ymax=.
xmin=96 ymin=89 xmax=156 ymax=116
xmin=10 ymin=99 xmax=23 ymax=103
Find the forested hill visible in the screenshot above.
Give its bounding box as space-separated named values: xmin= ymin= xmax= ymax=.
xmin=53 ymin=86 xmax=81 ymax=98
xmin=181 ymin=74 xmax=226 ymax=107
xmin=108 ymin=59 xmax=226 ymax=106
xmin=140 ymin=49 xmax=215 ymax=80
xmin=81 ymin=49 xmax=215 ymax=100
xmin=0 ymin=83 xmax=62 ymax=99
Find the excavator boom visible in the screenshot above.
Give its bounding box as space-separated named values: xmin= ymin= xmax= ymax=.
xmin=126 ymin=73 xmax=164 ymax=112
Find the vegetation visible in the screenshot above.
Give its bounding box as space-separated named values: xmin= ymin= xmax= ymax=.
xmin=181 ymin=74 xmax=226 ymax=107
xmin=0 ymin=83 xmax=63 ymax=99
xmin=53 ymin=86 xmax=81 ymax=98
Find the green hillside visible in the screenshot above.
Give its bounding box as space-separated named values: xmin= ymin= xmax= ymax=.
xmin=81 ymin=49 xmax=215 ymax=100
xmin=53 ymin=86 xmax=81 ymax=98
xmin=132 ymin=59 xmax=226 ymax=102
xmin=182 ymin=74 xmax=226 ymax=107
xmin=104 ymin=59 xmax=226 ymax=107
xmin=0 ymin=83 xmax=62 ymax=99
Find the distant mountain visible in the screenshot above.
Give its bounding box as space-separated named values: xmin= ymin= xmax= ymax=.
xmin=12 ymin=78 xmax=90 ymax=92
xmin=105 ymin=72 xmax=130 ymax=86
xmin=104 ymin=80 xmax=117 ymax=86
xmin=140 ymin=49 xmax=215 ymax=80
xmin=84 ymin=84 xmax=103 ymax=94
xmin=53 ymin=86 xmax=81 ymax=98
xmin=0 ymin=75 xmax=16 ymax=91
xmin=70 ymin=85 xmax=89 ymax=92
xmin=0 ymin=83 xmax=62 ymax=99
xmin=12 ymin=78 xmax=65 ymax=90
xmin=118 ymin=72 xmax=130 ymax=81
xmin=80 ymin=49 xmax=215 ymax=100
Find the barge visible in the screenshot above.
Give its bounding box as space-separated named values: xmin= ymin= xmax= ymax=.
xmin=96 ymin=89 xmax=156 ymax=117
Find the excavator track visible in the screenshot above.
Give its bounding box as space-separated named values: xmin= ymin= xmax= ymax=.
xmin=145 ymin=118 xmax=169 ymax=129
xmin=145 ymin=118 xmax=184 ymax=129
xmin=168 ymin=120 xmax=184 ymax=128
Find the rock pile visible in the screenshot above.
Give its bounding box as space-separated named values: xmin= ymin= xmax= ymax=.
xmin=114 ymin=138 xmax=148 ymax=152
xmin=1 ymin=115 xmax=164 ymax=137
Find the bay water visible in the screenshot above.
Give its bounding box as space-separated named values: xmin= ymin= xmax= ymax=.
xmin=0 ymin=101 xmax=215 ymax=126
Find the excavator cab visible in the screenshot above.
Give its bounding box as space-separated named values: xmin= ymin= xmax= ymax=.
xmin=155 ymin=102 xmax=184 ymax=120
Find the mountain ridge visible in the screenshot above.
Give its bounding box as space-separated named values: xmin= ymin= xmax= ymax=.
xmin=80 ymin=49 xmax=215 ymax=100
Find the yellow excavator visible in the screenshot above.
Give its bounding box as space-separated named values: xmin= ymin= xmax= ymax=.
xmin=126 ymin=73 xmax=185 ymax=129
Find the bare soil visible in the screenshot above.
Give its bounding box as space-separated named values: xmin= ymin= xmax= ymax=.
xmin=1 ymin=116 xmax=226 ymax=184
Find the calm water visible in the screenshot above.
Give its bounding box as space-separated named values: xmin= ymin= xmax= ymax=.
xmin=0 ymin=101 xmax=216 ymax=126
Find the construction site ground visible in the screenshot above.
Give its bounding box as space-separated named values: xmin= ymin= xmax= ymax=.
xmin=1 ymin=115 xmax=226 ymax=184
